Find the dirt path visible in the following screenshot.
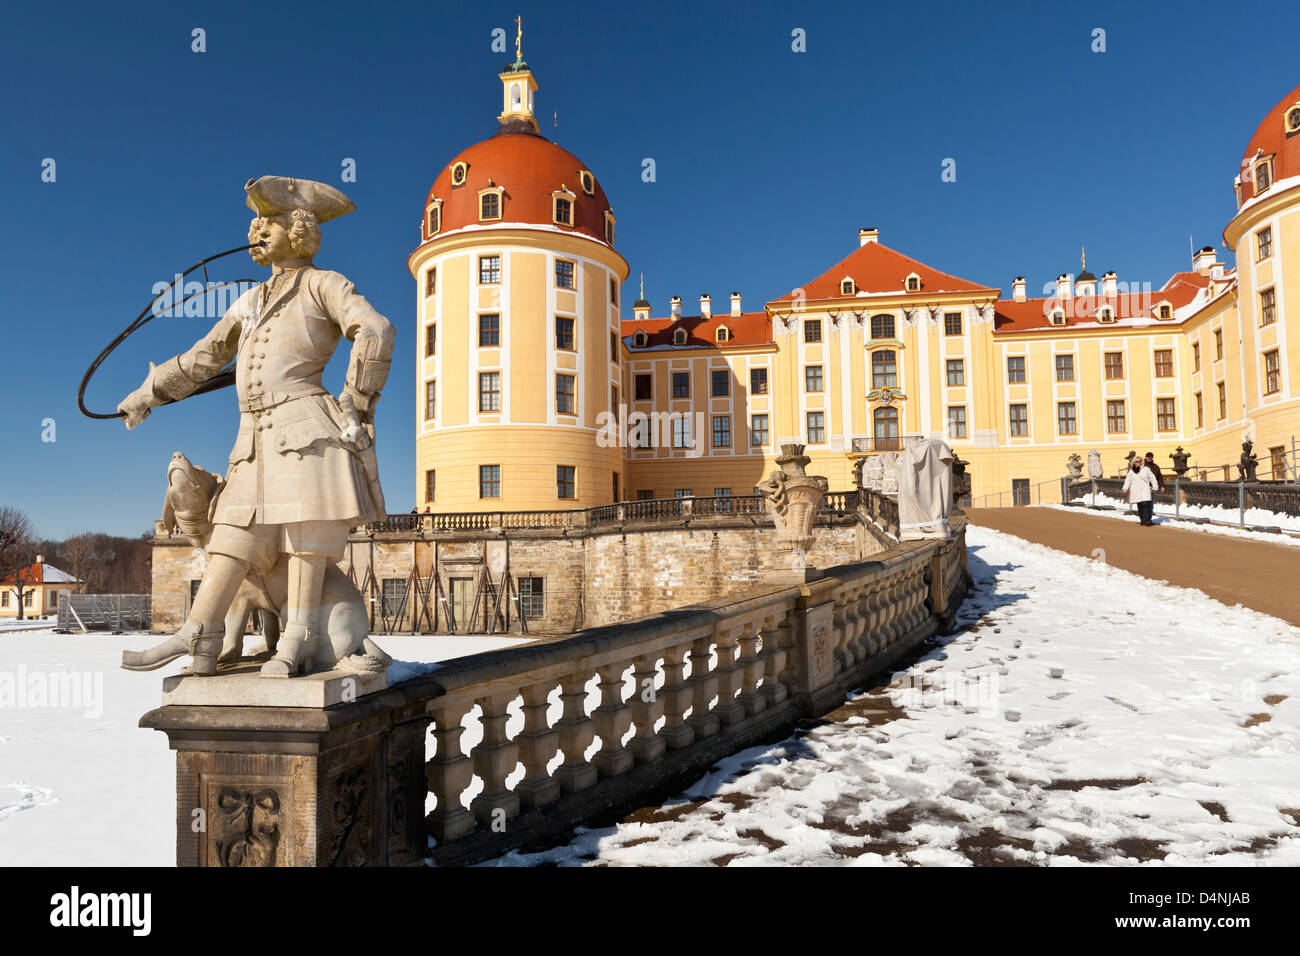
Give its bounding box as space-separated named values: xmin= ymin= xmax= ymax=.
xmin=967 ymin=507 xmax=1300 ymax=627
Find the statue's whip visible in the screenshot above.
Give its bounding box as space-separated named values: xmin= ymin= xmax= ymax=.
xmin=77 ymin=243 xmax=262 ymax=419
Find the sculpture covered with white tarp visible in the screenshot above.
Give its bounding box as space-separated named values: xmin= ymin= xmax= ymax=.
xmin=876 ymin=452 xmax=900 ymax=494
xmin=894 ymin=438 xmax=954 ymax=540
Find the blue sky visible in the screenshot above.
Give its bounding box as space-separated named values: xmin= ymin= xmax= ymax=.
xmin=1 ymin=0 xmax=1296 ymax=539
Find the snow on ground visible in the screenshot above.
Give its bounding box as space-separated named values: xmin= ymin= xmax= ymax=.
xmin=1044 ymin=493 xmax=1300 ymax=547
xmin=0 ymin=619 xmax=57 ymax=633
xmin=485 ymin=525 xmax=1300 ymax=867
xmin=0 ymin=632 xmax=528 ymax=866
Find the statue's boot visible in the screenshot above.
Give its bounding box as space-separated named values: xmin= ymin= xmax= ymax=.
xmin=259 ymin=623 xmax=312 ymax=678
xmin=122 ymin=621 xmax=223 ymax=675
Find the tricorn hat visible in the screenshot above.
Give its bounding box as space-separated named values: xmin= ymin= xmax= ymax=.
xmin=244 ymin=176 xmax=355 ymax=223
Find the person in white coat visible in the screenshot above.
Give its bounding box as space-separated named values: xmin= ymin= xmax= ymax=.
xmin=1122 ymin=459 xmax=1159 ymax=526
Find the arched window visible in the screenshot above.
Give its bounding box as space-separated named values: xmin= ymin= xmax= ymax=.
xmin=905 ymin=273 xmax=921 ymax=292
xmin=873 ymin=406 xmax=899 ymax=441
xmin=870 ymin=314 xmax=896 ymax=340
xmin=715 ymin=326 xmax=730 ymax=343
xmin=633 ymin=331 xmax=648 ymax=348
xmin=841 ymin=278 xmax=856 ymax=295
xmin=673 ymin=328 xmax=687 ymax=345
xmin=871 ymin=350 xmax=898 ymax=388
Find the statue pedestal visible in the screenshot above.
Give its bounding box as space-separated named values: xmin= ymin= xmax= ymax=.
xmin=141 ymin=673 xmax=426 ymax=867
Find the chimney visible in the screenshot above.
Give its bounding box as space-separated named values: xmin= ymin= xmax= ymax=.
xmin=1056 ymin=273 xmax=1073 ymax=300
xmin=35 ymin=554 xmax=44 ymax=564
xmin=859 ymin=227 xmax=879 ymax=246
xmin=730 ymin=291 xmax=742 ymax=317
xmin=1102 ymin=271 xmax=1118 ymax=298
xmin=670 ymin=295 xmax=681 ymax=319
xmin=1012 ymin=277 xmax=1026 ymax=302
xmin=1193 ymin=245 xmax=1217 ymax=276
xmin=699 ymin=294 xmax=712 ymax=319
xmin=1075 ymin=275 xmax=1096 ymax=297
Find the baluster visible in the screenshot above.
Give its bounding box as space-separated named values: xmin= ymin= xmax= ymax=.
xmin=712 ymin=625 xmax=746 ymax=726
xmin=852 ymin=588 xmax=871 ymax=660
xmin=737 ymin=622 xmax=766 ymax=716
xmin=552 ymin=672 xmax=597 ymax=793
xmin=687 ymin=635 xmax=720 ymax=739
xmin=470 ymin=691 xmax=520 ymax=825
xmin=591 ymin=662 xmax=634 ymax=777
xmin=831 ymin=593 xmax=850 ymax=675
xmin=426 ymin=701 xmax=476 ymax=842
xmin=514 ymin=680 xmax=560 ymax=809
xmin=628 ymin=654 xmax=666 ymax=763
xmin=659 ymin=644 xmax=695 ymax=750
xmin=760 ymin=612 xmax=788 ymax=706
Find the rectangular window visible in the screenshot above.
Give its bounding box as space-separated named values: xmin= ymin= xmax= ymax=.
xmin=1 ymin=591 xmax=8 ymax=607
xmin=1104 ymin=351 xmax=1124 ymax=379
xmin=478 ymin=371 xmax=500 ymax=412
xmin=671 ymin=416 xmax=692 ymax=449
xmin=1154 ymin=349 xmax=1174 ymax=377
xmin=750 ymin=367 xmax=769 ymax=395
xmin=1270 ymin=445 xmax=1287 ymax=480
xmin=870 ymin=315 xmax=896 ymax=340
xmin=425 ymin=323 xmax=436 ymax=357
xmin=554 ymin=197 xmax=572 ymax=225
xmin=480 ymin=192 xmax=500 ymax=220
xmin=1057 ymin=401 xmax=1077 ymax=435
xmin=425 ymin=469 xmax=436 ymax=503
xmin=1193 ymin=342 xmax=1201 ymax=371
xmin=946 ymin=359 xmax=965 ymax=386
xmin=381 ymin=579 xmax=406 ymax=618
xmin=804 ymin=365 xmax=824 ymax=392
xmin=1261 ymin=287 xmax=1276 ymax=326
xmin=671 ymin=371 xmax=690 ymax=398
xmin=425 ymin=267 xmax=436 ymax=296
xmin=871 ymin=350 xmax=898 ymax=388
xmin=555 ymin=373 xmax=576 ymax=414
xmin=944 ymin=311 xmax=963 ymax=336
xmin=1055 ymin=354 xmax=1075 ymax=382
xmin=478 ymin=313 xmax=500 ymax=347
xmin=947 ymin=405 xmax=967 ymax=439
xmin=1012 ymin=479 xmax=1031 ymax=507
xmin=1217 ymin=382 xmax=1227 ymax=419
xmin=609 ymin=278 xmax=618 ymax=305
xmin=711 ymin=368 xmax=730 ymax=397
xmin=556 ymin=465 xmax=576 ymax=499
xmin=1257 ymin=226 xmax=1273 ymax=260
xmin=673 ymin=489 xmax=693 ymax=498
xmin=636 ymin=490 xmax=654 ymax=500
xmin=48 ymin=590 xmax=58 ymax=608
xmin=1156 ymin=397 xmax=1177 ymax=431
xmin=424 ymin=380 xmax=437 ymax=420
xmin=1007 ymin=356 xmax=1026 ymax=383
xmin=555 ymin=259 xmax=575 ymax=289
xmin=750 ymin=413 xmax=769 ymax=446
xmin=610 ymin=330 xmax=618 ymax=355
xmin=634 ymin=374 xmax=652 ymax=400
xmin=806 ymin=411 xmax=825 ymax=444
xmin=24 ymin=591 xmax=33 ymax=607
xmin=1195 ymin=392 xmax=1204 ymax=428
xmin=518 ymin=577 xmax=544 ymax=619
xmin=1264 ymin=349 xmax=1281 ymax=394
xmin=1215 ymin=329 xmax=1223 ymax=360
xmin=555 ymin=316 xmax=575 ymax=350
xmin=1008 ymin=403 xmax=1029 ymax=436
xmin=479 ymin=464 xmax=501 ymax=498
xmin=804 ymin=319 xmax=822 ymax=343
xmin=711 ymin=415 xmax=731 ymax=448
xmin=1106 ymin=400 xmax=1127 ymax=433
xmin=478 ymin=255 xmax=500 ymax=284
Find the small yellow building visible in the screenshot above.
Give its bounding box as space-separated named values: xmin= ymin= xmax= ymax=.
xmin=412 ymin=59 xmax=1300 ymax=510
xmin=0 ymin=556 xmax=81 ymax=619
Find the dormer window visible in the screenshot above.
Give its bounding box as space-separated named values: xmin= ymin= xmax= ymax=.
xmin=673 ymin=328 xmax=688 ymax=346
xmin=1255 ymin=158 xmax=1272 ymax=192
xmin=1097 ymin=307 xmax=1114 ymax=323
xmin=552 ymin=188 xmax=575 ymax=226
xmin=715 ymin=325 xmax=730 ymax=343
xmin=1156 ymin=302 xmax=1173 ymax=320
xmin=904 ymin=273 xmax=921 ymax=292
xmin=424 ymin=199 xmax=442 ymax=239
xmin=579 ymin=170 xmax=596 ymax=195
xmin=1286 ymin=105 xmax=1300 ymax=134
xmin=450 ymin=162 xmax=468 ymax=187
xmin=478 ymin=185 xmax=504 ymax=222
xmin=603 ymin=211 xmax=615 ymax=245
xmin=633 ymin=331 xmax=649 ymax=348
xmin=1050 ymin=310 xmax=1067 ymax=325
xmin=841 ymin=277 xmax=856 ymax=295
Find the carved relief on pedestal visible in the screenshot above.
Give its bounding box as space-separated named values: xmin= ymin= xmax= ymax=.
xmin=212 ymin=786 xmax=281 ymax=868
xmin=757 ymin=443 xmax=829 ymax=553
xmin=329 ymin=764 xmax=373 ymax=867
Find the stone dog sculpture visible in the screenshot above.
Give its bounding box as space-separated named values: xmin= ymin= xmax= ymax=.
xmin=160 ymin=452 xmax=389 ymax=674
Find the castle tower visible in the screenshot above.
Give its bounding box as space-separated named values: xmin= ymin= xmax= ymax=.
xmin=408 ymin=29 xmax=629 ymax=511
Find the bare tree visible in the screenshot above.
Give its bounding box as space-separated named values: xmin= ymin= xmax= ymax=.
xmin=0 ymin=506 xmax=38 ymax=620
xmin=58 ymin=533 xmax=95 ymax=595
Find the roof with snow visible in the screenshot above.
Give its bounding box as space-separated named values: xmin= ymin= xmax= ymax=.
xmin=622 ymin=311 xmax=773 ymax=351
xmin=1 ymin=560 xmax=81 ymax=586
xmin=993 ymin=270 xmax=1235 ymax=334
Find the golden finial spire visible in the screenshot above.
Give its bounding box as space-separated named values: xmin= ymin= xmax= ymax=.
xmin=514 ymin=15 xmax=523 ymax=60
xmin=640 ymin=272 xmax=644 ymax=299
xmin=1081 ymin=244 xmax=1086 ymax=271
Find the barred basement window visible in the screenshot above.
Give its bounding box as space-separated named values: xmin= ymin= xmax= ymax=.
xmin=555 ymin=373 xmax=576 ymax=414
xmin=518 ymin=577 xmax=544 ymax=618
xmin=1157 ymin=398 xmax=1177 ymax=431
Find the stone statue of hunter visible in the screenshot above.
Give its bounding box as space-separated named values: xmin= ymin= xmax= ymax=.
xmin=117 ymin=176 xmax=394 ymax=678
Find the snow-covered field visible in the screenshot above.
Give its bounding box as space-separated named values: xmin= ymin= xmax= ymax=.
xmin=486 ymin=525 xmax=1300 ymax=867
xmin=0 ymin=632 xmax=528 ymax=866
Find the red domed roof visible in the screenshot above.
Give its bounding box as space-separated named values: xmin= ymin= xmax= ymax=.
xmin=1238 ymin=82 xmax=1300 ymax=207
xmin=424 ymin=128 xmax=613 ymax=243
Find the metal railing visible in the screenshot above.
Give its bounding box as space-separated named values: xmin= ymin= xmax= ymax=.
xmin=1066 ymin=476 xmax=1300 ymax=530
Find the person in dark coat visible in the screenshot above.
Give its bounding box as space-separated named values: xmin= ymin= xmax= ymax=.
xmin=1143 ymin=452 xmax=1165 ymax=492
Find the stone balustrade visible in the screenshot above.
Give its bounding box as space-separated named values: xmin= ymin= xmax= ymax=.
xmin=141 ymin=520 xmax=969 ymax=866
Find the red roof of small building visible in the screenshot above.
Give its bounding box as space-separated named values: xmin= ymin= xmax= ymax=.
xmin=1237 ymin=82 xmax=1300 ymax=207
xmin=622 ymin=311 xmax=773 ymax=351
xmin=423 ymin=128 xmax=613 ymax=243
xmin=771 ymin=239 xmax=998 ymax=304
xmin=0 ymin=560 xmax=80 ymax=586
xmin=993 ymin=271 xmax=1221 ymax=333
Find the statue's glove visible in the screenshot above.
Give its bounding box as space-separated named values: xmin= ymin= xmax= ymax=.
xmin=118 ymin=363 xmax=163 ymax=429
xmin=341 ymin=383 xmax=379 ymax=423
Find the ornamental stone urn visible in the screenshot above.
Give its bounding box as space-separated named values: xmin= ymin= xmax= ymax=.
xmin=1066 ymin=453 xmax=1084 ymax=481
xmin=758 ymin=443 xmax=830 ymax=554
